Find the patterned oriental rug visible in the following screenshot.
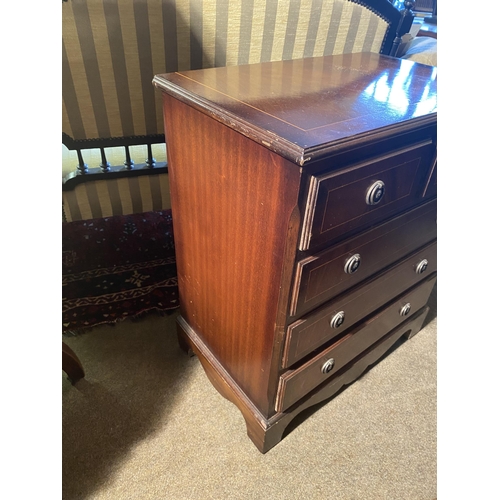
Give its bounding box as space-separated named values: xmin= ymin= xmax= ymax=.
xmin=62 ymin=209 xmax=179 ymax=334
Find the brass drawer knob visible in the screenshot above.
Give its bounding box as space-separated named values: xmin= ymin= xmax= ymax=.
xmin=321 ymin=358 xmax=335 ymax=374
xmin=400 ymin=303 xmax=411 ymax=317
xmin=415 ymin=259 xmax=429 ymax=274
xmin=366 ymin=180 xmax=385 ymax=205
xmin=344 ymin=254 xmax=361 ymax=274
xmin=330 ymin=311 xmax=345 ymax=329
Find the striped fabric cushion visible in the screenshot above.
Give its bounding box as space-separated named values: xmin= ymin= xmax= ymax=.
xmin=62 ymin=0 xmax=389 ymax=142
xmin=63 ymin=173 xmax=172 ymax=222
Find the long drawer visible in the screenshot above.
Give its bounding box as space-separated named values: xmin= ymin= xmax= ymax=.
xmin=276 ymin=306 xmax=430 ymax=418
xmin=299 ymin=141 xmax=435 ymax=251
xmin=283 ymin=240 xmax=437 ymax=368
xmin=290 ymin=199 xmax=437 ymax=318
xmin=277 ymin=275 xmax=436 ymax=413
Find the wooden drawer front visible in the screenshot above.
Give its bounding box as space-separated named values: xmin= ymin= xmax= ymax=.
xmin=299 ymin=141 xmax=435 ymax=251
xmin=276 ymin=275 xmax=436 ymax=413
xmin=279 ymin=306 xmax=430 ymax=421
xmin=283 ymin=240 xmax=437 ymax=368
xmin=290 ymin=199 xmax=437 ymax=318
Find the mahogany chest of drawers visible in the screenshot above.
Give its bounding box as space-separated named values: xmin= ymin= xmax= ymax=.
xmin=153 ymin=52 xmax=437 ymax=453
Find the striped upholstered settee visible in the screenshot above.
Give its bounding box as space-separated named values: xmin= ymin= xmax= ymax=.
xmin=62 ymin=0 xmax=415 ymax=222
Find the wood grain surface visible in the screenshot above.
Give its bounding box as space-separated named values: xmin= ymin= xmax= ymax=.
xmin=154 ymin=53 xmax=437 ymax=165
xmin=290 ymin=199 xmax=437 ymax=317
xmin=283 ymin=240 xmax=437 ymax=367
xmin=162 ymin=94 xmax=302 ymax=416
xmin=277 ymin=276 xmax=437 ymax=412
xmin=155 ymin=52 xmax=437 ymax=451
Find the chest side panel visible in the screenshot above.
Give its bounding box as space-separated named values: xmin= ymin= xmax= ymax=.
xmin=163 ymin=95 xmax=302 ymax=415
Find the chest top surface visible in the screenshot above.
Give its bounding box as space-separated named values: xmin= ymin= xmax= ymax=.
xmin=153 ymin=52 xmax=437 ymax=165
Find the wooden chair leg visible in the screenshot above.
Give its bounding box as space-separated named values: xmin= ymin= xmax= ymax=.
xmin=62 ymin=341 xmax=85 ymax=384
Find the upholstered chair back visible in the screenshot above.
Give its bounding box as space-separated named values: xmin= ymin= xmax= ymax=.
xmin=62 ymin=0 xmax=406 ymax=221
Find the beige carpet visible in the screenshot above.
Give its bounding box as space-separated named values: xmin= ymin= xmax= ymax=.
xmin=62 ymin=285 xmax=436 ymax=500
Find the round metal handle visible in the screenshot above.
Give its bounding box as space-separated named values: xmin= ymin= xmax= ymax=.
xmin=400 ymin=303 xmax=411 ymax=317
xmin=321 ymin=358 xmax=335 ymax=374
xmin=415 ymin=259 xmax=429 ymax=274
xmin=344 ymin=254 xmax=361 ymax=274
xmin=330 ymin=311 xmax=345 ymax=329
xmin=365 ymin=180 xmax=386 ymax=205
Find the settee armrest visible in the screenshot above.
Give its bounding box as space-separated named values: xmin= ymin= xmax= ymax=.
xmin=401 ymin=36 xmax=437 ymax=66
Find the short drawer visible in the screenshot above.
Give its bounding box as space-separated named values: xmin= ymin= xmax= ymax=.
xmin=299 ymin=141 xmax=436 ymax=251
xmin=283 ymin=240 xmax=437 ymax=368
xmin=276 ymin=275 xmax=436 ymax=413
xmin=290 ymin=199 xmax=437 ymax=318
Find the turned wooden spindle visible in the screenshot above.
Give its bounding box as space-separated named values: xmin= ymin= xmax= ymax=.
xmin=146 ymin=143 xmax=156 ymax=169
xmin=390 ymin=0 xmax=416 ymax=57
xmin=124 ymin=145 xmax=134 ymax=170
xmin=99 ymin=147 xmax=111 ymax=173
xmin=76 ymin=149 xmax=88 ymax=174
